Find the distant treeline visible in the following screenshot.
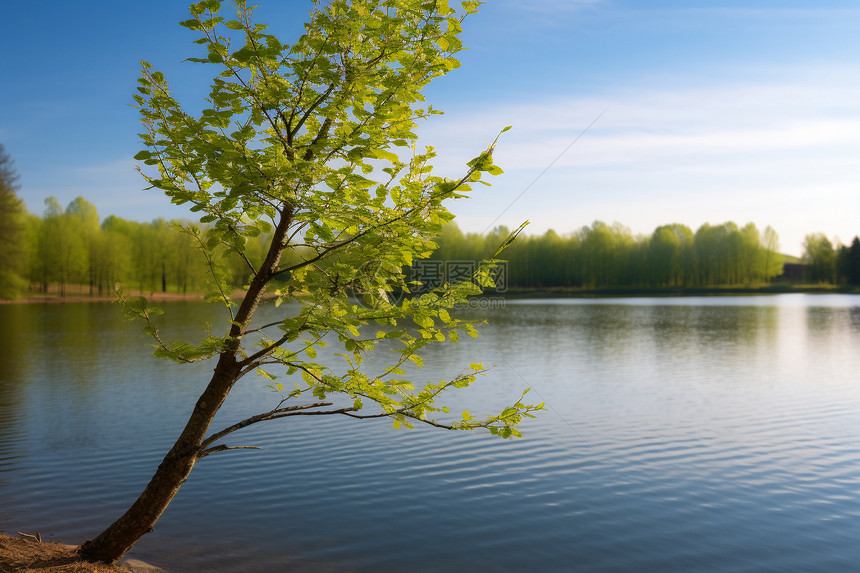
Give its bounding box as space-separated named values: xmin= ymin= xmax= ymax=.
xmin=431 ymin=221 xmax=787 ymax=289
xmin=3 ymin=188 xmax=860 ymax=300
xmin=0 ymin=193 xmax=271 ymax=299
xmin=802 ymin=233 xmax=860 ymax=286
xmin=433 ymin=222 xmax=860 ymax=290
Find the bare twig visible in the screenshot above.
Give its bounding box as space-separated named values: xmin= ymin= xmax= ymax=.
xmin=17 ymin=531 xmax=41 ymax=543
xmin=200 ymin=401 xmax=334 ymax=449
xmin=198 ymin=445 xmax=262 ymax=459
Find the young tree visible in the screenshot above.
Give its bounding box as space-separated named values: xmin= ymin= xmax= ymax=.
xmin=760 ymin=225 xmax=783 ymax=283
xmin=802 ymin=233 xmax=836 ymax=284
xmin=737 ymin=222 xmax=761 ymax=286
xmin=79 ymin=0 xmax=540 ymax=564
xmin=166 ymin=219 xmax=210 ymax=294
xmin=847 ymin=237 xmax=860 ymax=286
xmin=648 ymin=225 xmax=682 ymax=287
xmin=0 ymin=144 xmax=29 ymax=299
xmin=837 ymin=236 xmax=860 ymax=286
xmin=38 ymin=197 xmax=87 ymax=296
xmin=65 ymin=196 xmax=102 ymax=293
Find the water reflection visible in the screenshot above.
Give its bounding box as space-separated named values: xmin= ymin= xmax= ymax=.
xmin=476 ymin=301 xmax=781 ymax=364
xmin=850 ymin=307 xmax=860 ymax=332
xmin=0 ymin=306 xmax=33 ymax=477
xmin=1 ymin=295 xmax=860 ymax=571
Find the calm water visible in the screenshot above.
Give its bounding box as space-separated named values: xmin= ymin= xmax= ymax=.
xmin=1 ymin=295 xmax=860 ymax=571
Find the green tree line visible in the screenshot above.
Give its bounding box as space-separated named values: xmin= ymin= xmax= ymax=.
xmin=1 ymin=146 xmax=273 ymax=300
xmin=5 ymin=145 xmax=860 ymax=298
xmin=432 ymin=220 xmax=787 ymax=289
xmin=435 ymin=222 xmax=860 ymax=289
xmin=801 ymin=233 xmax=860 ymax=286
xmin=19 ymin=196 xmax=238 ymax=297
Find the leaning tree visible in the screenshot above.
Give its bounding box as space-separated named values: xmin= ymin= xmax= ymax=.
xmin=79 ymin=0 xmax=540 ymax=564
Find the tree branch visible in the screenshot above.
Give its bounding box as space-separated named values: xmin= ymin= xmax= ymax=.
xmin=243 ymin=320 xmax=288 ymax=335
xmin=301 ymin=117 xmax=333 ymax=161
xmin=200 ymin=401 xmax=334 ymax=449
xmin=270 ymin=206 xmax=418 ymax=280
xmin=238 ymin=332 xmax=291 ymax=369
xmin=340 ymin=410 xmax=455 ymax=430
xmin=290 ymin=83 xmax=336 ymax=141
xmin=198 ymin=445 xmax=262 ymax=459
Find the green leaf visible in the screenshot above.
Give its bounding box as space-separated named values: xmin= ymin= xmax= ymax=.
xmin=122 ymin=0 xmax=541 ymax=451
xmin=256 ymin=368 xmax=277 ymax=380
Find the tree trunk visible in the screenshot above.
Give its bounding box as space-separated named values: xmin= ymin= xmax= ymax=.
xmin=80 ymin=208 xmax=291 ymax=564
xmin=79 ymin=354 xmax=241 ymax=563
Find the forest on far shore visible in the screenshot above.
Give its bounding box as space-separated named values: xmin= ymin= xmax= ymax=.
xmin=3 ymin=192 xmax=860 ymax=301
xmin=3 ymin=146 xmax=860 ymax=300
xmin=431 ymin=221 xmax=860 ymax=291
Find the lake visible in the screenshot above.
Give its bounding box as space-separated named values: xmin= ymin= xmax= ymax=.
xmin=1 ymin=295 xmax=860 ymax=571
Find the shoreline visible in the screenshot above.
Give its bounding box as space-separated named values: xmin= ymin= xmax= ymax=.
xmin=0 ymin=532 xmax=164 ymax=572
xmin=2 ymin=285 xmax=857 ymax=305
xmin=0 ymin=292 xmax=206 ymax=305
xmin=496 ymin=284 xmax=855 ymax=298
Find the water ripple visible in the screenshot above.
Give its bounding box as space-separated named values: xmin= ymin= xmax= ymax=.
xmin=3 ymin=298 xmax=860 ymax=571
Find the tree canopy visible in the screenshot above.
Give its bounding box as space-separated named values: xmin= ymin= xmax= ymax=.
xmin=79 ymin=0 xmax=540 ymax=564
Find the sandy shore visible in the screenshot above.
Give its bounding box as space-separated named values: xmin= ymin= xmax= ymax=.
xmin=0 ymin=532 xmax=164 ymax=572
xmin=0 ymin=291 xmax=207 ymax=305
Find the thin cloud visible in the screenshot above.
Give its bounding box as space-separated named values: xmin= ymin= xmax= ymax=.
xmin=498 ymin=0 xmax=607 ymax=23
xmin=420 ymin=65 xmax=860 ymax=171
xmin=72 ymin=159 xmax=137 ymax=178
xmin=21 ymin=158 xmax=193 ymax=222
xmin=504 ymin=0 xmax=605 ymax=12
xmin=415 ymin=64 xmax=860 ymax=255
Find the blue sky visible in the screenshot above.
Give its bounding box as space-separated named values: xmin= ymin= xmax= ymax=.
xmin=3 ymin=1 xmax=860 ymax=256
